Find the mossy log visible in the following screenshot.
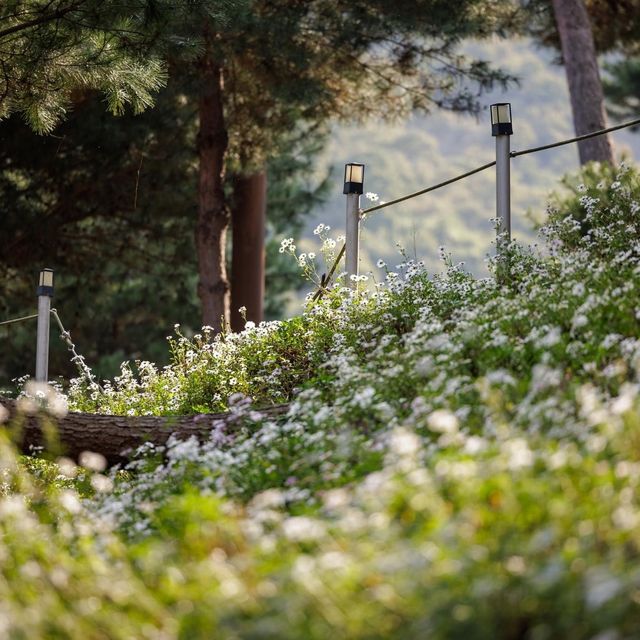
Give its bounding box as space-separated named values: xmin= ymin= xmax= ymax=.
xmin=0 ymin=397 xmax=288 ymax=465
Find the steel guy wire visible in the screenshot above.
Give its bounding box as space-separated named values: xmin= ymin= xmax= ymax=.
xmin=0 ymin=313 xmax=38 ymax=327
xmin=510 ymin=116 xmax=640 ymax=158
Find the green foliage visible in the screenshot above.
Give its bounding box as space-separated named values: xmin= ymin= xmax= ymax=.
xmin=0 ymin=0 xmax=172 ymax=132
xmin=3 ymin=169 xmax=640 ymax=634
xmin=3 ymin=395 xmax=640 ymax=636
xmin=69 ymin=161 xmax=640 ymax=426
xmin=545 ymin=160 xmax=640 ymax=247
xmin=604 ymin=57 xmax=640 ymax=121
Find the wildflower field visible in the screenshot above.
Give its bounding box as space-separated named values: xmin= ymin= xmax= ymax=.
xmin=3 ymin=163 xmax=640 ymax=638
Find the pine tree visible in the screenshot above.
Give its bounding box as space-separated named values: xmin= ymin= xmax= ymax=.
xmin=187 ymin=0 xmax=517 ymax=330
xmin=0 ymin=75 xmax=328 ymax=386
xmin=0 ymin=0 xmax=173 ymax=132
xmin=521 ymin=0 xmax=640 ymax=164
xmin=550 ymin=0 xmax=614 ymax=164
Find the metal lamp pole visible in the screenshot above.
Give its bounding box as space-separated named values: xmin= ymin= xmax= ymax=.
xmin=490 ymin=103 xmax=513 ymax=273
xmin=35 ymin=268 xmax=54 ymax=382
xmin=343 ymin=162 xmax=365 ymax=287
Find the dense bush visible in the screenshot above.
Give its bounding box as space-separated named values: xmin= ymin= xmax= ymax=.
xmin=3 ymin=393 xmax=640 ymax=638
xmin=3 ymin=162 xmax=640 ymax=637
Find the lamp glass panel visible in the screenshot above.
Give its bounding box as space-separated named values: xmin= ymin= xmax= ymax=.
xmin=497 ymin=104 xmax=511 ymax=123
xmin=490 ymin=104 xmax=498 ymax=124
xmin=40 ymin=270 xmax=53 ymax=287
xmin=348 ymin=164 xmax=364 ymax=183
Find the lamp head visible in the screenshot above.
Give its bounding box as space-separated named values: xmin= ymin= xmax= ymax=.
xmin=490 ymin=103 xmax=513 ymax=136
xmin=343 ymin=162 xmax=365 ymax=195
xmin=37 ymin=268 xmax=54 ymax=297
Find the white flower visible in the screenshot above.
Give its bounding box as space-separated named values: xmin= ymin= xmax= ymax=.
xmin=79 ymin=451 xmax=107 ymax=473
xmin=571 ymin=282 xmax=585 ymax=297
xmin=59 ymin=490 xmax=82 ymax=514
xmin=504 ymin=438 xmax=534 ymax=470
xmin=365 ymin=192 xmax=379 ymax=202
xmin=376 ymin=259 xmax=386 ymax=268
xmin=585 ymin=568 xmax=622 ymax=610
xmin=250 ymin=489 xmax=285 ymax=510
xmin=572 ymin=313 xmax=588 ymax=329
xmin=539 ymin=327 xmax=561 ymax=348
xmin=56 ymin=457 xmax=78 ymax=479
xmin=464 ymin=436 xmax=487 ymax=455
xmin=505 ymin=556 xmax=527 ymax=575
xmin=353 ymin=386 xmax=375 ymax=408
xmin=427 ymin=410 xmax=459 ymax=434
xmin=90 ymin=474 xmax=114 ymax=493
xmin=390 ymin=427 xmax=421 ymax=456
xmin=282 ymin=516 xmax=326 ymax=542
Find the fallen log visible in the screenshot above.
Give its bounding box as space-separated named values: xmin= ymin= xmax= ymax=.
xmin=0 ymin=397 xmax=289 ymax=465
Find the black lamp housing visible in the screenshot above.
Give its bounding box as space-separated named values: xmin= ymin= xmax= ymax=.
xmin=37 ymin=268 xmax=54 ymax=297
xmin=490 ymin=103 xmax=513 ymax=136
xmin=343 ymin=162 xmax=365 ymax=195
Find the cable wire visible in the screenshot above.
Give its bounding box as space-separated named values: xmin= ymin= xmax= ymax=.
xmin=360 ymin=160 xmax=497 ymax=216
xmin=510 ymin=116 xmax=640 ymax=158
xmin=0 ymin=313 xmax=38 ymax=327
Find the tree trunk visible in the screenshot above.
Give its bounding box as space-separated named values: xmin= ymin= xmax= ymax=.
xmin=196 ymin=29 xmax=230 ymax=332
xmin=0 ymin=397 xmax=288 ymax=465
xmin=230 ymin=171 xmax=267 ymax=332
xmin=551 ymin=0 xmax=614 ymax=165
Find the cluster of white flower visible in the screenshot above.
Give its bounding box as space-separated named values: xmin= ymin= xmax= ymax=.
xmin=279 ymin=237 xmax=296 ymax=254
xmin=62 ymin=164 xmax=640 ymax=545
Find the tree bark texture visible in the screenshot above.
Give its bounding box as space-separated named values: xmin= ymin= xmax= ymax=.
xmin=196 ymin=29 xmax=230 ymax=332
xmin=551 ymin=0 xmax=614 ymax=165
xmin=1 ymin=397 xmax=288 ymax=465
xmin=231 ymin=171 xmax=267 ymax=332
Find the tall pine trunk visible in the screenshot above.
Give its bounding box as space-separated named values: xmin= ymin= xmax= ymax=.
xmin=196 ymin=30 xmax=230 ymax=331
xmin=230 ymin=170 xmax=267 ymax=332
xmin=551 ymin=0 xmax=614 ymax=165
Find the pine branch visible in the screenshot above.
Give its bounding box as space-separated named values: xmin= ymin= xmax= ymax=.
xmin=0 ymin=0 xmax=90 ymax=40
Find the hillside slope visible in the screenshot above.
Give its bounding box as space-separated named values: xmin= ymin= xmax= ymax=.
xmin=3 ymin=163 xmax=640 ymax=637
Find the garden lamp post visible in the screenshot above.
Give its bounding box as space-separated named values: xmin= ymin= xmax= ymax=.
xmin=343 ymin=162 xmax=364 ymax=287
xmin=491 ymin=103 xmax=513 ymax=258
xmin=35 ymin=268 xmax=54 ymax=382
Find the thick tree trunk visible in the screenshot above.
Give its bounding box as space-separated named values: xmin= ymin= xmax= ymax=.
xmin=551 ymin=0 xmax=614 ymax=165
xmin=230 ymin=171 xmax=267 ymax=332
xmin=196 ymin=30 xmax=230 ymax=332
xmin=0 ymin=397 xmax=288 ymax=465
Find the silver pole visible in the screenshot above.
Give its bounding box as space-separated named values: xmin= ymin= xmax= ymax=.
xmin=35 ymin=294 xmax=51 ymax=382
xmin=496 ymin=134 xmax=511 ymax=254
xmin=35 ymin=268 xmax=54 ymax=383
xmin=345 ymin=193 xmax=360 ymax=287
